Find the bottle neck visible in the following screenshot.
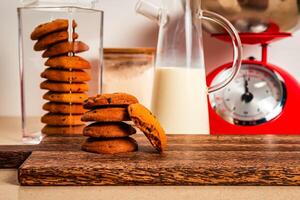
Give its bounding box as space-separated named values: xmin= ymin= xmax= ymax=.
xmin=154 ymin=0 xmax=204 ymax=68
xmin=161 ymin=0 xmax=201 ymax=15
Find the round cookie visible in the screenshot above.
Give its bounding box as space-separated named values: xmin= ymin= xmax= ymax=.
xmin=42 ymin=125 xmax=85 ymax=136
xmin=43 ymin=92 xmax=88 ymax=103
xmin=31 ymin=19 xmax=77 ymax=40
xmin=42 ymin=41 xmax=89 ymax=58
xmin=40 ymin=80 xmax=89 ymax=92
xmin=34 ymin=31 xmax=78 ymax=51
xmin=41 ymin=113 xmax=84 ymax=126
xmin=81 ymin=107 xmax=130 ymax=122
xmin=83 ymin=93 xmax=139 ymax=109
xmin=83 ymin=122 xmax=136 ymax=138
xmin=45 ymin=56 xmax=91 ymax=69
xmin=43 ymin=102 xmax=87 ymax=114
xmin=41 ymin=68 xmax=91 ymax=82
xmin=128 ymin=103 xmax=167 ymax=152
xmin=81 ymin=137 xmax=138 ymax=154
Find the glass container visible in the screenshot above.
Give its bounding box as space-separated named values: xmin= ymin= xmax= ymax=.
xmin=136 ymin=0 xmax=242 ymax=134
xmin=18 ymin=2 xmax=103 ymax=143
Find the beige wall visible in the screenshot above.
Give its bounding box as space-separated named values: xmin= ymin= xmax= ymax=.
xmin=0 ymin=0 xmax=299 ymax=116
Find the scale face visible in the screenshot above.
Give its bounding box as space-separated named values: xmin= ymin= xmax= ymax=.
xmin=209 ymin=63 xmax=286 ymax=126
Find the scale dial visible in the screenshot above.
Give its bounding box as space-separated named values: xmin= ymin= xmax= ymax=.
xmin=209 ymin=64 xmax=286 ymax=126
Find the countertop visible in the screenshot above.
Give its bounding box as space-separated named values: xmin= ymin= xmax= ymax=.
xmin=1 ymin=117 xmax=300 ymax=200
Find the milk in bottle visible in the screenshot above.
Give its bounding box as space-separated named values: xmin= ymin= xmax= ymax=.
xmin=152 ymin=67 xmax=209 ymax=134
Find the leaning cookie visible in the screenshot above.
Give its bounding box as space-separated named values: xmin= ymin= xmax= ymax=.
xmin=45 ymin=56 xmax=91 ymax=69
xmin=43 ymin=92 xmax=88 ymax=103
xmin=81 ymin=107 xmax=130 ymax=122
xmin=42 ymin=125 xmax=85 ymax=136
xmin=31 ymin=19 xmax=77 ymax=40
xmin=42 ymin=41 xmax=89 ymax=58
xmin=128 ymin=103 xmax=167 ymax=152
xmin=34 ymin=31 xmax=78 ymax=51
xmin=41 ymin=113 xmax=84 ymax=126
xmin=81 ymin=137 xmax=138 ymax=154
xmin=83 ymin=122 xmax=136 ymax=138
xmin=83 ymin=93 xmax=138 ymax=109
xmin=41 ymin=68 xmax=91 ymax=82
xmin=40 ymin=80 xmax=89 ymax=92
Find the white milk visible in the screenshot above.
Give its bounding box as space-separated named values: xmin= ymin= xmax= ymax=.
xmin=151 ymin=67 xmax=209 ymax=134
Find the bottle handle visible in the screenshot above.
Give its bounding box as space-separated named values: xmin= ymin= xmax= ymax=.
xmin=199 ymin=10 xmax=243 ymax=93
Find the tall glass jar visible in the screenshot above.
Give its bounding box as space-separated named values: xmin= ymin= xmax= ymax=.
xmin=18 ymin=0 xmax=103 ymax=143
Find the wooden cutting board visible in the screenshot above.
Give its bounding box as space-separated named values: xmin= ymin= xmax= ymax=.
xmin=18 ymin=135 xmax=300 ymax=186
xmin=0 ymin=137 xmax=83 ymax=168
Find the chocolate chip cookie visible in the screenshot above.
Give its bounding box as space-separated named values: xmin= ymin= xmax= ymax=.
xmin=43 ymin=92 xmax=88 ymax=103
xmin=45 ymin=56 xmax=91 ymax=69
xmin=42 ymin=41 xmax=89 ymax=58
xmin=42 ymin=125 xmax=85 ymax=136
xmin=41 ymin=68 xmax=91 ymax=82
xmin=81 ymin=137 xmax=138 ymax=154
xmin=40 ymin=80 xmax=89 ymax=92
xmin=128 ymin=103 xmax=167 ymax=152
xmin=81 ymin=107 xmax=130 ymax=122
xmin=83 ymin=93 xmax=139 ymax=109
xmin=41 ymin=113 xmax=84 ymax=126
xmin=34 ymin=31 xmax=78 ymax=51
xmin=31 ymin=19 xmax=77 ymax=40
xmin=83 ymin=122 xmax=136 ymax=138
xmin=43 ymin=102 xmax=87 ymax=114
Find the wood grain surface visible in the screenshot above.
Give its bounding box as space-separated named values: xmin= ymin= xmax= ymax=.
xmin=0 ymin=137 xmax=84 ymax=168
xmin=3 ymin=134 xmax=300 ymax=168
xmin=18 ymin=135 xmax=300 ymax=186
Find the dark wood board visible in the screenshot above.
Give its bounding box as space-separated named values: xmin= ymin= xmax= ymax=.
xmin=0 ymin=136 xmax=84 ymax=168
xmin=18 ymin=135 xmax=300 ymax=186
xmin=3 ymin=134 xmax=300 ymax=168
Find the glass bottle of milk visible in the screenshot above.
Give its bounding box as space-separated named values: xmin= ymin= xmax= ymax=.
xmin=136 ymin=0 xmax=242 ymax=134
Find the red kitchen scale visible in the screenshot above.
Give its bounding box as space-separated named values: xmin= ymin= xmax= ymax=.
xmin=207 ymin=23 xmax=300 ymax=134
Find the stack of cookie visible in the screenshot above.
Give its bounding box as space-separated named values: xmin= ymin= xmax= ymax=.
xmin=30 ymin=19 xmax=91 ymax=136
xmin=81 ymin=93 xmax=139 ymax=154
